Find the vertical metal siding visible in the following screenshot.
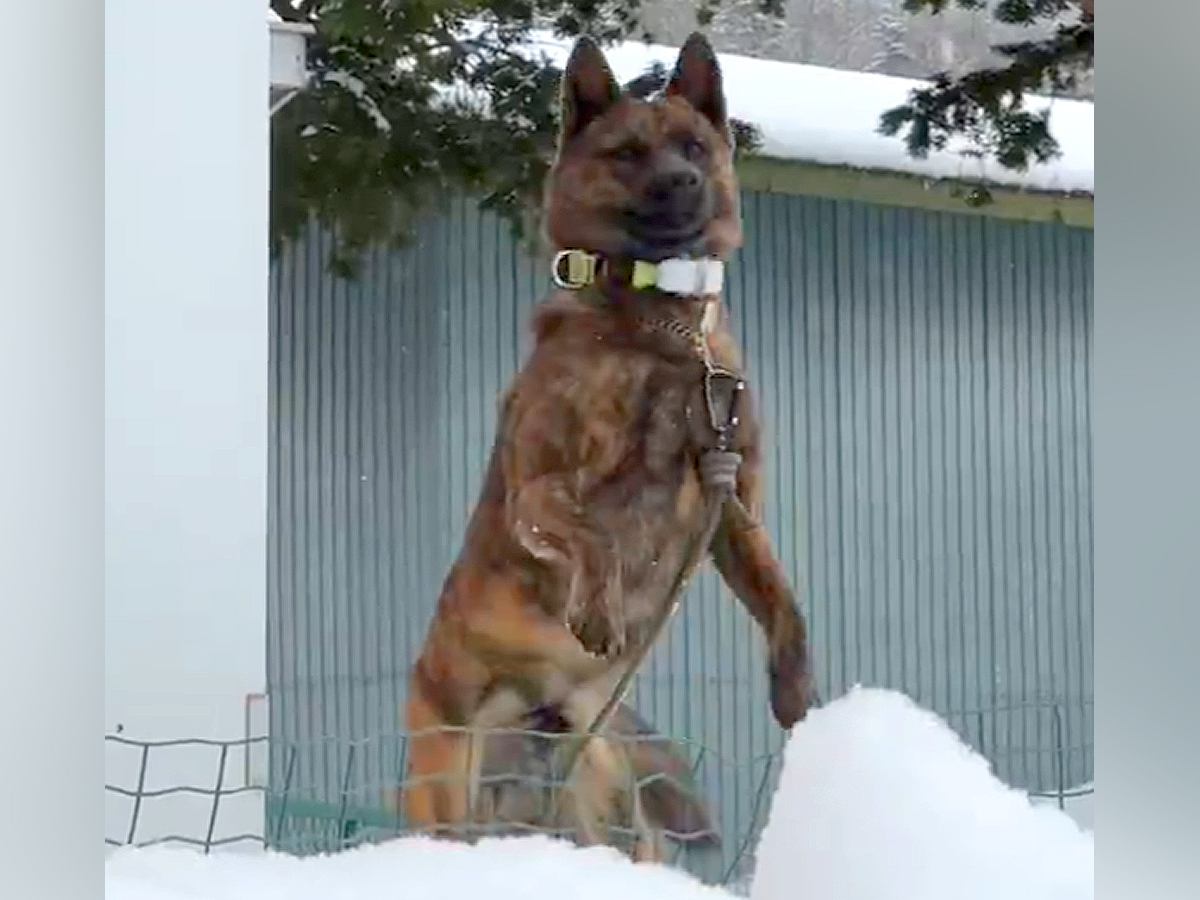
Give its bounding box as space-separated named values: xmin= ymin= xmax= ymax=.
xmin=267 ymin=191 xmax=1093 ymax=873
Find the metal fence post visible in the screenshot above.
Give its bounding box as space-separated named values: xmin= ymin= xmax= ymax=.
xmin=125 ymin=743 xmax=151 ymax=846
xmin=272 ymin=745 xmax=298 ymax=846
xmin=1051 ymin=704 xmax=1066 ymax=810
xmin=203 ymin=744 xmax=230 ymax=854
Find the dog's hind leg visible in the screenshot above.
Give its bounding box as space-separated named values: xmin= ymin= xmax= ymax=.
xmin=463 ymin=686 xmax=528 ymax=832
xmin=626 ymin=759 xmax=667 ymax=863
xmin=562 ymin=736 xmax=624 ymax=848
xmin=403 ymin=687 xmax=470 ymax=832
xmin=554 ymin=678 xmax=635 ymax=847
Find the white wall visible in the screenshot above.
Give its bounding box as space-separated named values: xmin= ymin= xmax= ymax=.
xmin=105 ymin=1 xmax=269 ymax=846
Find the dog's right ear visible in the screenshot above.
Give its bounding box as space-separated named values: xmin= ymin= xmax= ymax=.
xmin=559 ymin=36 xmax=620 ymax=142
xmin=667 ymin=32 xmax=728 ymax=136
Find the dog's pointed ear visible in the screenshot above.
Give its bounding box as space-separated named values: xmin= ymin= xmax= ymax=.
xmin=666 ymin=32 xmax=728 ymax=135
xmin=560 ymin=36 xmax=620 ymax=141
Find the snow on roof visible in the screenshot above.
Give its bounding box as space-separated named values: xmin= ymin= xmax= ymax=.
xmin=270 ymin=11 xmax=1092 ymax=196
xmin=524 ymin=33 xmax=1094 ymax=196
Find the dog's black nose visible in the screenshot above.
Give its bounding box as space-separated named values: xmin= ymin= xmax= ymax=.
xmin=646 ymin=165 xmax=702 ymax=208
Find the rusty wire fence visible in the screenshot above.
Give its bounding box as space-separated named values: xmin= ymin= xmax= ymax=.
xmin=105 ymin=699 xmax=1092 ymax=889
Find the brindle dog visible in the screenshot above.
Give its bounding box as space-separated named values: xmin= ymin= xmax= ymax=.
xmin=402 ymin=32 xmax=814 ymax=847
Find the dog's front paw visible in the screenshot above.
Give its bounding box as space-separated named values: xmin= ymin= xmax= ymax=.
xmin=565 ymin=578 xmax=626 ymax=659
xmin=567 ymin=611 xmax=624 ymax=659
xmin=769 ymin=650 xmax=815 ymax=730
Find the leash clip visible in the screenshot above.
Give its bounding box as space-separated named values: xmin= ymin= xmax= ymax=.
xmin=703 ymin=366 xmax=746 ymax=451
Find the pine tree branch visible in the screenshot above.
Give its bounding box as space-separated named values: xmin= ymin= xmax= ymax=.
xmin=881 ymin=2 xmax=1093 ymax=175
xmin=899 ymin=0 xmax=1092 ymax=22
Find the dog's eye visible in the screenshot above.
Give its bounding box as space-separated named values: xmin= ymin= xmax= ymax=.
xmin=610 ymin=144 xmax=644 ymax=163
xmin=682 ymin=137 xmax=707 ymax=161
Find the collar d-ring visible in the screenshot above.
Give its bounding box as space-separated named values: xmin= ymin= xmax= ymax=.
xmin=551 ymin=249 xmax=601 ymax=290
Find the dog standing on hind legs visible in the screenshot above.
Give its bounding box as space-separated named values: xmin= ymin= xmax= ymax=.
xmin=401 ymin=32 xmax=816 ymax=850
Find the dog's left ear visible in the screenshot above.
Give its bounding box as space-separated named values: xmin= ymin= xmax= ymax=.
xmin=666 ymin=33 xmax=728 ymax=136
xmin=560 ymin=36 xmax=621 ymax=142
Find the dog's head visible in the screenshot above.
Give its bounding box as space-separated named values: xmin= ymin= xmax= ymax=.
xmin=544 ymin=33 xmax=743 ymax=263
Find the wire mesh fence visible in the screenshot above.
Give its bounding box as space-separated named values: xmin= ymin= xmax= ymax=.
xmin=105 ymin=728 xmax=769 ymax=885
xmin=105 ymin=698 xmax=1092 ymax=888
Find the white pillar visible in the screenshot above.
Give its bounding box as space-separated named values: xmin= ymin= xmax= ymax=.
xmin=105 ymin=0 xmax=269 ymax=846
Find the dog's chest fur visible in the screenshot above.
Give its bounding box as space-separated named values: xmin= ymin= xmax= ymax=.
xmin=503 ymin=296 xmax=727 ymax=639
xmin=591 ymin=365 xmax=707 ymax=633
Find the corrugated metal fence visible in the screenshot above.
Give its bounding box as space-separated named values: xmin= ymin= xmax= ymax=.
xmin=266 ymin=190 xmax=1093 ymax=878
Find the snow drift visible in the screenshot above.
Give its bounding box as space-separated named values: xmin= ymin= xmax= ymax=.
xmin=1033 ymin=782 xmax=1094 ymax=831
xmin=751 ymin=687 xmax=1094 ymax=900
xmin=105 ymin=688 xmax=1093 ymax=900
xmin=105 ymin=835 xmax=732 ymax=900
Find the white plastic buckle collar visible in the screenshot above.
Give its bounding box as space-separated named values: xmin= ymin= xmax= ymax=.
xmin=655 ymin=258 xmax=724 ymax=296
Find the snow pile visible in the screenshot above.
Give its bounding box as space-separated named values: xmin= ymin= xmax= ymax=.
xmin=750 ymin=687 xmax=1094 ymax=900
xmin=1032 ymin=782 xmax=1094 ymax=831
xmin=105 ymin=834 xmax=734 ymax=900
xmin=521 ymin=33 xmax=1094 ymax=195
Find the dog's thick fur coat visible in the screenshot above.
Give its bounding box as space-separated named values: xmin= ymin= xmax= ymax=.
xmin=401 ymin=33 xmax=814 ymax=853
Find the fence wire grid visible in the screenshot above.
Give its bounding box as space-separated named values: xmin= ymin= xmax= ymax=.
xmin=105 ymin=699 xmax=1092 ymax=888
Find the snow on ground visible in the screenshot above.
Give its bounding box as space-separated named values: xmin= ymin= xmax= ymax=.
xmin=106 ymin=834 xmax=732 ymax=900
xmin=1032 ymin=781 xmax=1094 ymax=832
xmin=751 ymin=687 xmax=1094 ymax=900
xmin=106 ymin=688 xmax=1093 ymax=900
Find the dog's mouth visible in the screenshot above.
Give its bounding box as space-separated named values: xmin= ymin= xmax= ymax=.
xmin=622 ymin=211 xmax=709 ymax=262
